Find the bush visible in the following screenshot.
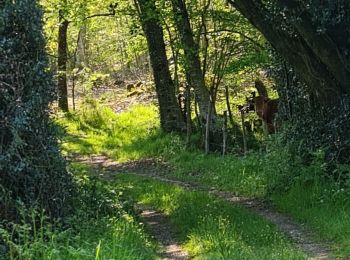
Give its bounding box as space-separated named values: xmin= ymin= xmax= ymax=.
xmin=0 ymin=0 xmax=74 ymax=220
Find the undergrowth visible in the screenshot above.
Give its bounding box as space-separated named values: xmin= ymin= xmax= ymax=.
xmin=0 ymin=163 xmax=157 ymax=259
xmin=56 ymin=98 xmax=171 ymax=161
xmin=56 ymin=100 xmax=350 ymax=258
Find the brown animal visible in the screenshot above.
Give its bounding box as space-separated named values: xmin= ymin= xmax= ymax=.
xmin=240 ymin=80 xmax=279 ymax=134
xmin=251 ymin=95 xmax=278 ymax=134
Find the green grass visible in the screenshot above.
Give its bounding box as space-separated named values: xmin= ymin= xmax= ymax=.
xmin=114 ymin=174 xmax=306 ymax=259
xmin=56 ymin=101 xmax=350 ymax=258
xmin=271 ymin=179 xmax=350 ymax=257
xmin=0 ymin=164 xmax=158 ymax=260
xmin=56 ymin=99 xmax=172 ymax=161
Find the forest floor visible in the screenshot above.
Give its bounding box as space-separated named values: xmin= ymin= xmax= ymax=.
xmin=75 ymin=155 xmax=332 ymax=259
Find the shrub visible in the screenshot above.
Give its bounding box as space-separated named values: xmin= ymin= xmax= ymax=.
xmin=0 ymin=0 xmax=74 ymax=220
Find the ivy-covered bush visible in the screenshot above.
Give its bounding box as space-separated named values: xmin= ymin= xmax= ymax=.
xmin=272 ymin=56 xmax=350 ymax=169
xmin=0 ymin=0 xmax=74 ymax=220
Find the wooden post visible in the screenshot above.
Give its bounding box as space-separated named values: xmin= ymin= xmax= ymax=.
xmin=205 ymin=101 xmax=212 ymax=154
xmin=225 ymin=85 xmax=235 ymax=127
xmin=194 ymin=92 xmax=201 ymax=130
xmin=241 ymin=110 xmax=247 ymax=154
xmin=222 ymin=111 xmax=228 ymax=155
xmin=262 ymin=121 xmax=269 ymax=136
xmin=185 ymin=84 xmax=192 ymax=147
xmin=72 ymin=74 xmax=76 ymax=111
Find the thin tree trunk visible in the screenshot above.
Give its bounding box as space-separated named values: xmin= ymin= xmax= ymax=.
xmin=57 ymin=15 xmax=69 ymax=112
xmin=225 ymin=85 xmax=235 ymax=127
xmin=170 ymin=0 xmax=213 ymax=121
xmin=72 ymin=74 xmax=76 ymax=111
xmin=76 ymin=25 xmax=87 ymax=68
xmin=222 ymin=111 xmax=228 ymax=155
xmin=194 ymin=92 xmax=202 ymax=130
xmin=164 ymin=21 xmax=180 ymax=93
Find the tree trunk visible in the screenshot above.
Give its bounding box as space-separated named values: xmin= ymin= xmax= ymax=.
xmin=228 ymin=0 xmax=348 ymax=107
xmin=135 ymin=0 xmax=185 ymax=133
xmin=57 ymin=15 xmax=69 ymax=112
xmin=76 ymin=25 xmax=87 ymax=68
xmin=170 ymin=0 xmax=213 ymax=121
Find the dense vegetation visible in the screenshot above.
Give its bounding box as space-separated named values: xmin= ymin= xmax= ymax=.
xmin=1 ymin=0 xmax=350 ymax=259
xmin=0 ymin=0 xmax=73 ymax=221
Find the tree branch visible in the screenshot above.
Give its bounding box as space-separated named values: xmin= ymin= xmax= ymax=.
xmin=203 ymin=29 xmax=264 ymax=50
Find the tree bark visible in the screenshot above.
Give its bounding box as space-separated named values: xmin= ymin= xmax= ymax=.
xmin=76 ymin=25 xmax=87 ymax=68
xmin=170 ymin=0 xmax=213 ymax=121
xmin=57 ymin=15 xmax=69 ymax=112
xmin=228 ymin=0 xmax=348 ymax=106
xmin=277 ymin=0 xmax=350 ymax=93
xmin=135 ymin=0 xmax=185 ymax=132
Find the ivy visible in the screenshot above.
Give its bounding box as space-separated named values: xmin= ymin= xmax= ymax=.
xmin=0 ymin=0 xmax=74 ymax=221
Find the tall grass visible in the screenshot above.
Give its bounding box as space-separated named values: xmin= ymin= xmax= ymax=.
xmin=0 ymin=163 xmax=157 ymax=259
xmin=56 ymin=99 xmax=173 ymax=161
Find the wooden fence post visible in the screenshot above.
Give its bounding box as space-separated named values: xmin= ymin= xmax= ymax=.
xmin=205 ymin=101 xmax=212 ymax=154
xmin=222 ymin=111 xmax=228 ymax=155
xmin=241 ymin=110 xmax=247 ymax=154
xmin=185 ymin=84 xmax=192 ymax=147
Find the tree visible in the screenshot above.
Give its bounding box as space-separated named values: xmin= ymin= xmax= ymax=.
xmin=170 ymin=0 xmax=212 ymax=122
xmin=51 ymin=0 xmax=117 ymax=112
xmin=0 ymin=0 xmax=74 ymax=220
xmin=134 ymin=0 xmax=185 ymax=132
xmin=57 ymin=8 xmax=69 ymax=111
xmin=228 ymin=0 xmax=350 ymax=107
xmin=228 ymin=0 xmax=350 ymax=162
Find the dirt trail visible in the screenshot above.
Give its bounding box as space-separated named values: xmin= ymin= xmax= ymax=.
xmin=137 ymin=204 xmax=189 ymax=260
xmin=76 ymin=155 xmax=333 ymax=260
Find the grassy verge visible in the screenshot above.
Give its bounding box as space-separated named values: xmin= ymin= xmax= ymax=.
xmin=57 ymin=101 xmax=350 ymax=258
xmin=0 ymin=164 xmax=157 ymax=260
xmin=113 ymin=173 xmax=306 ymax=259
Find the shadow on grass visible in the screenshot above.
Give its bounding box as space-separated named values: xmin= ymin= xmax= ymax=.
xmin=116 ymin=175 xmax=306 ymax=260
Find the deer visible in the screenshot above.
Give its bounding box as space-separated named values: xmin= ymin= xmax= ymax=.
xmin=240 ymin=79 xmax=279 ymax=134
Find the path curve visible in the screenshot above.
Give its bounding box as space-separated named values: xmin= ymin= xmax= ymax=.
xmin=76 ymin=155 xmax=333 ymax=260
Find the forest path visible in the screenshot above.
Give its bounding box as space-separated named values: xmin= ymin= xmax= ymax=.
xmin=137 ymin=204 xmax=189 ymax=259
xmin=76 ymin=155 xmax=333 ymax=260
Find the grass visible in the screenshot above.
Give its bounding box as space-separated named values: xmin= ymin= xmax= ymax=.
xmin=56 ymin=98 xmax=172 ymax=161
xmin=56 ymin=99 xmax=350 ymax=258
xmin=114 ymin=174 xmax=306 ymax=259
xmin=271 ymin=178 xmax=350 ymax=257
xmin=0 ymin=163 xmax=158 ymax=260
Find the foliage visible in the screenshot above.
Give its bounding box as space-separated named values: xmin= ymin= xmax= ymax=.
xmin=271 ymin=56 xmax=350 ymax=166
xmin=0 ymin=163 xmax=157 ymax=259
xmin=0 ymin=0 xmax=74 ymax=220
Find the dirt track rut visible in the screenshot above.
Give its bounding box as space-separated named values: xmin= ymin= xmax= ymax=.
xmin=76 ymin=155 xmax=333 ymax=260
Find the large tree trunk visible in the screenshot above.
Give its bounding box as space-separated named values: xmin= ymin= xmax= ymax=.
xmin=228 ymin=0 xmax=350 ymax=107
xmin=135 ymin=0 xmax=185 ymax=133
xmin=170 ymin=0 xmax=213 ymax=122
xmin=57 ymin=15 xmax=69 ymax=112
